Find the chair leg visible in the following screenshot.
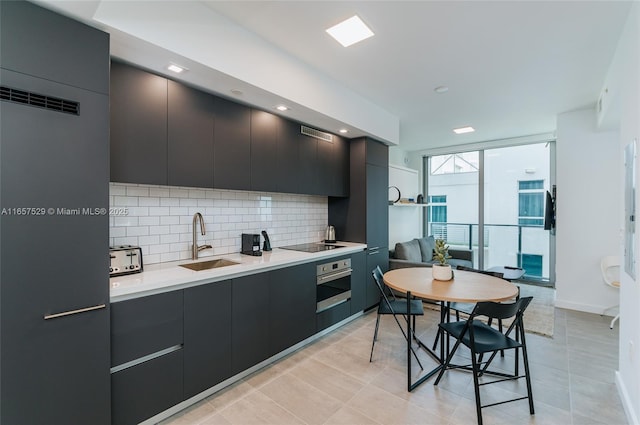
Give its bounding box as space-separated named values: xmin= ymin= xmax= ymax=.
xmin=369 ymin=313 xmax=381 ymax=362
xmin=434 ymin=335 xmax=463 ymax=385
xmin=390 ymin=313 xmax=424 ymax=370
xmin=470 ymin=351 xmax=484 ymax=425
xmin=520 ymin=327 xmax=535 ymax=414
xmin=610 ymin=314 xmax=620 ymax=329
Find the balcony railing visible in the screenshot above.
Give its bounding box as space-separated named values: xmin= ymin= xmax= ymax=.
xmin=428 ymin=222 xmax=550 ymax=281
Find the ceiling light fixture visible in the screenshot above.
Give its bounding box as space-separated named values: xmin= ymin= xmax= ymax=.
xmin=453 ymin=126 xmax=475 ymax=134
xmin=326 ymin=15 xmax=374 ymax=47
xmin=167 ymin=63 xmax=186 ymax=73
xmin=434 ymin=86 xmax=449 ymax=94
xmin=339 ymin=129 xmax=348 ymax=134
xmin=230 ymin=89 xmax=243 ymax=96
xmin=276 ymin=105 xmax=289 ymax=111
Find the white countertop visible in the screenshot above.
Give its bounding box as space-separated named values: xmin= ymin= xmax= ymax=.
xmin=110 ymin=242 xmax=367 ymax=302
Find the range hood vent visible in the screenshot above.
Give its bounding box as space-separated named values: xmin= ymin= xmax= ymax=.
xmin=0 ymin=86 xmax=79 ymax=115
xmin=301 ymin=125 xmax=333 ymax=143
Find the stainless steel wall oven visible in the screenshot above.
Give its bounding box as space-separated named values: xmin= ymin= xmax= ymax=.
xmin=316 ymin=258 xmax=352 ymax=312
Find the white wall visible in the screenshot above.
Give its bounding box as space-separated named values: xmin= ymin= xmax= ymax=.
xmin=607 ymin=3 xmax=640 ymax=423
xmin=555 ymin=108 xmax=620 ymax=314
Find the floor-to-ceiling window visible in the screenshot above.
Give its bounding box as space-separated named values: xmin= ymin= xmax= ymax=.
xmin=425 ymin=142 xmax=555 ymax=286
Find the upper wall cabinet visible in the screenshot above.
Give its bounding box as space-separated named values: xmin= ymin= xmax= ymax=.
xmin=0 ymin=1 xmax=109 ymax=94
xmin=110 ymin=63 xmax=348 ymax=196
xmin=213 ymin=97 xmax=251 ymax=190
xmin=250 ymin=109 xmax=280 ymax=192
xmin=110 ymin=61 xmax=168 ymax=185
xmin=168 ymin=81 xmax=215 ymax=188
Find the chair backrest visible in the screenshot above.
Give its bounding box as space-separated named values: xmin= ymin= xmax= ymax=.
xmin=601 ymin=256 xmax=620 ymax=288
xmin=469 ymin=296 xmax=533 ymax=338
xmin=371 ymin=266 xmax=395 ymax=309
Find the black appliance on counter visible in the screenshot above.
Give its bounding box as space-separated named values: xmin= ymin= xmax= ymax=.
xmin=242 ymin=233 xmax=262 ymax=256
xmin=280 ymin=243 xmax=345 ymax=253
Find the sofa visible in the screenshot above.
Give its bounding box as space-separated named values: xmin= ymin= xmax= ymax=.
xmin=389 ymin=236 xmax=473 ymax=270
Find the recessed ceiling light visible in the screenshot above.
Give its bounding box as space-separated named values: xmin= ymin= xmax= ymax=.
xmin=276 ymin=105 xmax=289 ymax=111
xmin=453 ymin=126 xmax=475 ymax=134
xmin=167 ymin=63 xmax=186 ymax=73
xmin=326 ymin=15 xmax=374 ymax=47
xmin=434 ymin=86 xmax=449 ymax=94
xmin=230 ymin=89 xmax=243 ymax=96
xmin=339 ymin=129 xmax=348 ymax=134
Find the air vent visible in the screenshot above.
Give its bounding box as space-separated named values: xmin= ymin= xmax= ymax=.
xmin=0 ymin=86 xmax=79 ymax=115
xmin=301 ymin=125 xmax=333 ymax=143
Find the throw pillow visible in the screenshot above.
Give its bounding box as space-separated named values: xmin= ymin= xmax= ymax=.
xmin=416 ymin=236 xmax=436 ymax=262
xmin=394 ymin=240 xmax=422 ymax=262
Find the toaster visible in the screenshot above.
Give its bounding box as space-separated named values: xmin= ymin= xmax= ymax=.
xmin=109 ymin=245 xmax=143 ymax=277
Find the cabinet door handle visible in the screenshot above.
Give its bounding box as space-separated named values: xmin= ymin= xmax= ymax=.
xmin=44 ymin=304 xmax=106 ymax=320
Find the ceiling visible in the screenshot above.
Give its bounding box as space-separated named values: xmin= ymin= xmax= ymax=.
xmin=36 ymin=1 xmax=633 ymax=153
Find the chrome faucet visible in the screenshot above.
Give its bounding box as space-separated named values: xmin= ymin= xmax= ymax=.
xmin=192 ymin=212 xmax=212 ymax=260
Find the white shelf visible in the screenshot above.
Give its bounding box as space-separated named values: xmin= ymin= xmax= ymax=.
xmin=389 ymin=203 xmax=428 ymax=207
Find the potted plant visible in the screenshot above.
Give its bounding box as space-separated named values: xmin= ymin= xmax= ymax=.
xmin=432 ymin=239 xmax=453 ymax=280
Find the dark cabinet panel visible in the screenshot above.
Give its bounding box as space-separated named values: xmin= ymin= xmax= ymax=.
xmin=366 ymin=138 xmax=388 ymax=167
xmin=232 ymin=273 xmax=270 ymax=374
xmin=168 ymin=80 xmax=215 ymax=188
xmin=110 ymin=61 xmax=168 ymax=185
xmin=276 ymin=119 xmax=301 ymax=193
xmin=269 ymin=264 xmax=316 ymax=355
xmin=0 ymin=66 xmax=110 ymax=424
xmin=111 ymin=291 xmax=183 ymax=367
xmin=366 ymin=163 xmax=389 ymax=250
xmin=0 ymin=1 xmax=109 ymax=94
xmin=111 ymin=349 xmax=183 ymax=425
xmin=332 ymin=135 xmax=350 ymax=197
xmin=365 ymin=248 xmax=389 ymax=309
xmin=350 ymin=251 xmax=367 ymax=314
xmin=214 ymin=97 xmax=251 ymax=190
xmin=251 ymin=109 xmax=279 ymax=192
xmin=316 ymin=138 xmax=333 ymax=195
xmin=298 ymin=134 xmax=318 ymax=194
xmin=317 ymin=300 xmax=351 ymax=332
xmin=184 ymin=280 xmax=233 ymax=399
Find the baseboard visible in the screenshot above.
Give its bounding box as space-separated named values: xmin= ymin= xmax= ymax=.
xmin=616 ymin=371 xmax=639 ymax=425
xmin=555 ymin=299 xmax=616 ymax=315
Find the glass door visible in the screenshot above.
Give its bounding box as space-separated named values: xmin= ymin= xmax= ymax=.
xmin=425 ymin=152 xmax=480 ymax=265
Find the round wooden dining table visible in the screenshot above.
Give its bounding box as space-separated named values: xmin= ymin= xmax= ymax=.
xmin=383 ymin=267 xmax=519 ymax=303
xmin=382 ymin=267 xmax=519 ymax=392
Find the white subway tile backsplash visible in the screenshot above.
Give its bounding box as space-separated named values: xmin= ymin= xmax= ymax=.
xmin=109 ymin=183 xmax=328 ymax=265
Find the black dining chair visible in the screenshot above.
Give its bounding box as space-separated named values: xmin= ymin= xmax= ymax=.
xmin=369 ymin=266 xmax=425 ymax=369
xmin=434 ymin=296 xmax=535 ymax=425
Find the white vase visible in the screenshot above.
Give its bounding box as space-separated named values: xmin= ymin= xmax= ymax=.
xmin=432 ymin=264 xmax=452 ymax=281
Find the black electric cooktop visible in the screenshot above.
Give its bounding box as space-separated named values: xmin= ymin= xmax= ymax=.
xmin=280 ymin=243 xmax=345 ymax=253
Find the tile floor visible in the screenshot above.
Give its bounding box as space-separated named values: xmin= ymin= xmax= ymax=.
xmin=160 ymin=299 xmax=627 ymax=425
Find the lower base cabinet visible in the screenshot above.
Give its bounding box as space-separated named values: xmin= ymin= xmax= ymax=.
xmin=184 ymin=280 xmax=232 ymax=398
xmin=111 ymin=350 xmax=183 ymax=425
xmin=350 ymin=251 xmax=367 ymax=314
xmin=317 ymin=301 xmax=351 ymax=332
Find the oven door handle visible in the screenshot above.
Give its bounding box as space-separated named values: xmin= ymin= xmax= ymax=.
xmin=317 ymin=268 xmax=352 ymax=284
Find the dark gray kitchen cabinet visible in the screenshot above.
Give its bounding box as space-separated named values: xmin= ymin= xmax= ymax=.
xmin=110 ymin=291 xmax=183 ymax=367
xmin=0 ymin=2 xmax=111 ymax=424
xmin=110 ymin=291 xmax=184 ymax=425
xmin=317 ymin=300 xmax=351 ymax=332
xmin=251 ymin=109 xmax=280 ymax=192
xmin=329 ymin=137 xmax=389 ymax=309
xmin=0 ymin=0 xmax=109 ymax=95
xmin=269 ymin=264 xmax=316 ymax=355
xmin=232 ymin=273 xmax=270 ymax=374
xmin=299 ymin=132 xmax=320 ymax=194
xmin=111 ymin=350 xmax=183 ymax=425
xmin=184 ymin=280 xmax=233 ymax=399
xmin=111 ymin=61 xmax=168 ymax=185
xmin=350 ymin=251 xmax=367 ymax=314
xmin=316 ymin=138 xmax=333 ymax=195
xmin=276 ymin=118 xmax=302 ymax=193
xmin=332 ymin=135 xmax=350 ymax=197
xmin=365 ymin=248 xmax=389 ymax=309
xmin=214 ymin=97 xmax=251 ymax=190
xmin=168 ymin=80 xmax=215 ymax=188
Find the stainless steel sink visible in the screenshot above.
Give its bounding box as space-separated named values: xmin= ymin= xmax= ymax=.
xmin=179 ymin=258 xmax=239 ymax=271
